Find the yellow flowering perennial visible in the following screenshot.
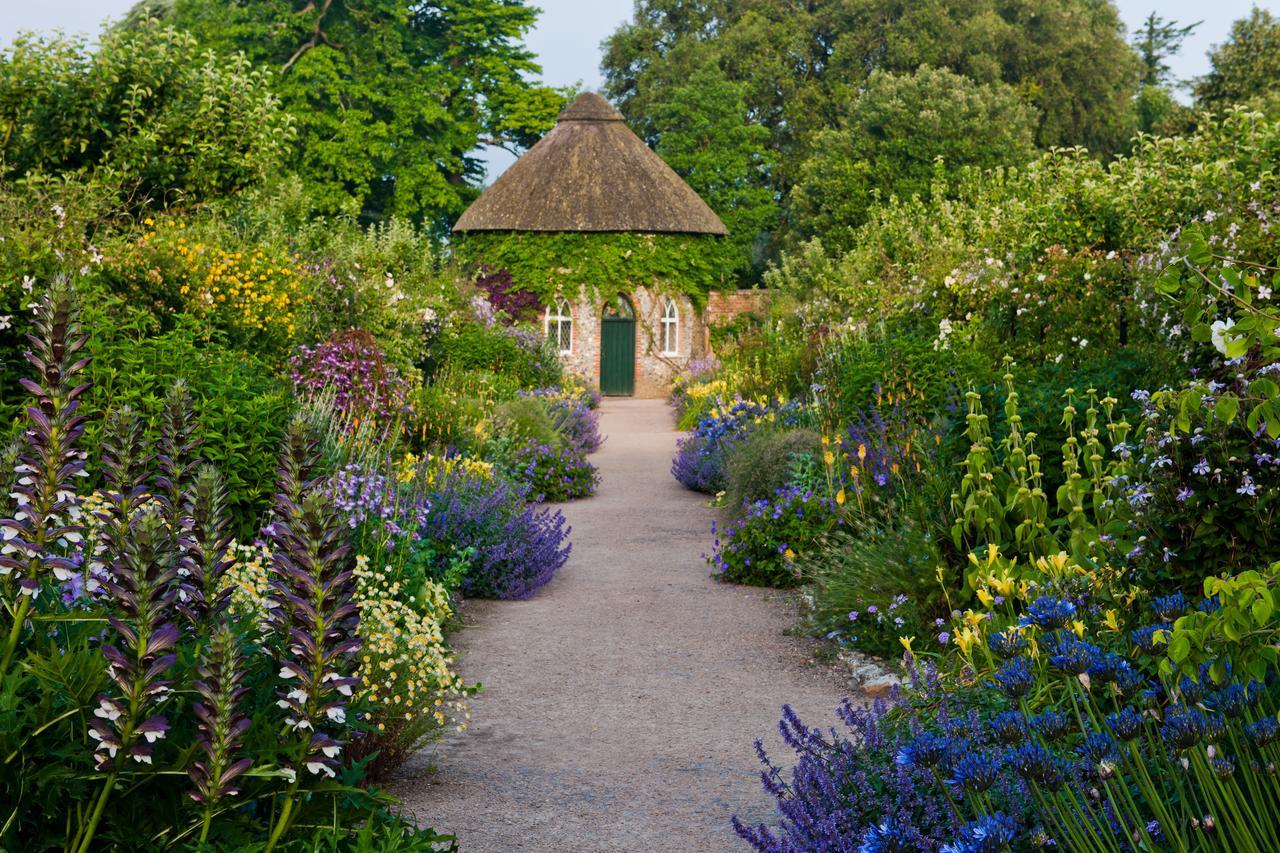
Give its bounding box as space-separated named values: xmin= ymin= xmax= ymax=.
xmin=124 ymin=218 xmax=306 ymax=341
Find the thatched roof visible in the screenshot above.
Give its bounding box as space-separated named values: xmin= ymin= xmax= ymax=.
xmin=454 ymin=92 xmax=728 ymax=236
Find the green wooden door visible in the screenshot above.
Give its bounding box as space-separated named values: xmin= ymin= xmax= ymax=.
xmin=600 ymin=297 xmax=636 ymax=396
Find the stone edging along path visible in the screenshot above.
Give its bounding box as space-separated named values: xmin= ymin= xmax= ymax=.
xmin=393 ymin=399 xmax=857 ymax=851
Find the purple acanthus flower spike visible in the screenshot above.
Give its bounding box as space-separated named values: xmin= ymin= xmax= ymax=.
xmin=92 ymin=508 xmax=181 ymax=770
xmin=265 ymin=419 xmax=360 ymax=783
xmin=0 ymin=281 xmax=91 ymax=680
xmin=182 ymin=465 xmax=236 ymax=624
xmin=188 ymin=623 xmax=253 ymax=818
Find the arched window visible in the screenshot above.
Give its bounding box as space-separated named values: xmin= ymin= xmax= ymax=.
xmin=544 ymin=300 xmax=573 ymax=354
xmin=660 ymin=298 xmax=679 ymax=355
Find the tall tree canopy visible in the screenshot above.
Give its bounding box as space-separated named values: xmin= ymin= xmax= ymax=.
xmin=789 ymin=66 xmax=1038 ymax=251
xmin=1194 ymin=8 xmax=1280 ymax=110
xmin=603 ymin=0 xmax=1141 ymax=264
xmin=164 ymin=0 xmax=569 ymax=231
xmin=651 ymin=63 xmax=777 ymax=278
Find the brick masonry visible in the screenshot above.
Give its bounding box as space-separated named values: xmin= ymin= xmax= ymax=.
xmin=549 ymin=288 xmax=766 ymax=398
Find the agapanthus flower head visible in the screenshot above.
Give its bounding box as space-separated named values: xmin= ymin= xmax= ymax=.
xmin=896 ymin=730 xmax=949 ymax=769
xmin=946 ymin=750 xmax=1002 ymax=794
xmin=1106 ymin=707 xmax=1145 ymax=741
xmin=994 ymin=657 xmax=1034 ymax=700
xmin=1160 ymin=706 xmax=1206 ymax=751
xmin=988 ymin=628 xmax=1028 ymax=658
xmin=1130 ymin=624 xmax=1165 ymax=653
xmin=1077 ymin=733 xmax=1118 ymax=767
xmin=1247 ymin=717 xmax=1279 ymax=747
xmin=1032 ymin=709 xmax=1073 ymax=742
xmin=1020 ymin=596 xmax=1076 ymax=631
xmin=1211 ymin=756 xmax=1236 ymax=779
xmin=1048 ymin=634 xmax=1099 ymax=677
xmin=1177 ymin=675 xmax=1205 ymax=705
xmin=991 ymin=711 xmax=1028 ymax=746
xmin=859 ymin=816 xmax=916 ymax=853
xmin=1006 ymin=742 xmax=1065 ymax=791
xmin=941 ymin=813 xmax=1019 ymax=853
xmin=1151 ymin=592 xmax=1189 ymax=621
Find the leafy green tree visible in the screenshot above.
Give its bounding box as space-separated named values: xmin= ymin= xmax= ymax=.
xmin=166 ymin=0 xmax=569 ymax=231
xmin=602 ymin=0 xmax=1141 ymax=253
xmin=1194 ymin=8 xmax=1280 ymax=109
xmin=789 ymin=66 xmax=1038 ymax=250
xmin=0 ymin=22 xmax=289 ymax=207
xmin=651 ymin=63 xmax=777 ymax=278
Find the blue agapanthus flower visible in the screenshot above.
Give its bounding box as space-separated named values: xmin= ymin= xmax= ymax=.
xmin=1160 ymin=706 xmax=1206 ymax=751
xmin=993 ymin=657 xmax=1035 ymax=700
xmin=1106 ymin=707 xmax=1145 ymax=741
xmin=946 ymin=751 xmax=1002 ymax=794
xmin=896 ymin=730 xmax=950 ymax=769
xmin=940 ymin=812 xmax=1020 ymax=853
xmin=1031 ymin=709 xmax=1072 ymax=741
xmin=991 ymin=711 xmax=1028 ymax=746
xmin=859 ymin=816 xmax=916 ymax=853
xmin=988 ymin=628 xmax=1028 ymax=658
xmin=1130 ymin=624 xmax=1165 ymax=653
xmin=1048 ymin=634 xmax=1098 ymax=676
xmin=1151 ymin=592 xmax=1189 ymax=621
xmin=1020 ymin=596 xmax=1077 ymax=631
xmin=1247 ymin=717 xmax=1279 ymax=747
xmin=1006 ymin=742 xmax=1065 ymax=791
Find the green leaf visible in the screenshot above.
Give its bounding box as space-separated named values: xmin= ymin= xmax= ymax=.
xmin=1215 ymin=395 xmax=1240 ymax=425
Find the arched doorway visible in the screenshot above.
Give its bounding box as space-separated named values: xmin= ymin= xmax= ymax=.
xmin=600 ymin=295 xmax=635 ymax=396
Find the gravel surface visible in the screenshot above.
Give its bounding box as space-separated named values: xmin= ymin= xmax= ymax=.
xmin=392 ymin=399 xmax=855 ymax=851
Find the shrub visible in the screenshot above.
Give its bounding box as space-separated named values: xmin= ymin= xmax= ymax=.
xmin=710 ymin=486 xmax=837 ymax=587
xmin=519 ymin=387 xmax=604 ymax=453
xmin=672 ymin=398 xmax=810 ymax=494
xmin=474 ymin=266 xmax=542 ymax=325
xmin=724 ymin=427 xmax=823 ymax=517
xmin=491 ymin=397 xmax=562 ymax=448
xmin=500 ymin=439 xmax=600 ymax=502
xmin=440 ymin=319 xmax=561 ymax=390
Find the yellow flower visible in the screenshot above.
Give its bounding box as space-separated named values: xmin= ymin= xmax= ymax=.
xmin=899 ymin=636 xmax=916 ymax=655
xmin=976 ymin=588 xmax=994 ymax=608
xmin=835 ymin=488 xmax=846 ymax=506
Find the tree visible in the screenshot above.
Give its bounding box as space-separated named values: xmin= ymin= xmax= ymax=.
xmin=0 ymin=22 xmax=289 ymax=207
xmin=788 ymin=66 xmax=1038 ymax=251
xmin=1132 ymin=12 xmax=1199 ymax=87
xmin=602 ymin=0 xmax=1141 ymax=252
xmin=1194 ymin=8 xmax=1280 ymax=110
xmin=651 ymin=63 xmax=777 ymax=278
xmin=166 ymin=0 xmax=569 ymax=231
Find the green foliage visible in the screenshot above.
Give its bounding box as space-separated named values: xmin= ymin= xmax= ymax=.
xmin=712 ymin=487 xmax=835 ymax=587
xmin=790 ymin=66 xmax=1038 ymax=249
xmin=650 ymin=62 xmax=777 ymax=279
xmin=1164 ymin=568 xmax=1280 ymax=682
xmin=1132 ymin=12 xmax=1200 ymax=88
xmin=438 ymin=320 xmax=561 ymax=390
xmin=801 ymin=523 xmax=936 ymax=659
xmin=0 ymin=21 xmax=290 ymax=208
xmin=454 ymin=231 xmax=734 ymax=306
xmin=81 ymin=291 xmax=292 ymax=538
xmin=491 ymin=398 xmax=562 ymax=449
xmin=604 ymin=0 xmax=1141 ymax=256
xmin=169 ymin=0 xmax=569 ymax=230
xmin=723 ymin=427 xmax=822 ymax=517
xmin=1194 ymin=8 xmax=1280 ymax=110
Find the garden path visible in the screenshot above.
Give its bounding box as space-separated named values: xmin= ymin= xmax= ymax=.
xmin=392 ymin=399 xmax=853 ymax=851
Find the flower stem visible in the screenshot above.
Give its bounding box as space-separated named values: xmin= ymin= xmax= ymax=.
xmin=75 ymin=773 xmax=116 ymax=853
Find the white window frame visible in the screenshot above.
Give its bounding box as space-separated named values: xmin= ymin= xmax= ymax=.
xmin=544 ymin=300 xmax=573 ymax=354
xmin=660 ymin=298 xmax=679 ymax=355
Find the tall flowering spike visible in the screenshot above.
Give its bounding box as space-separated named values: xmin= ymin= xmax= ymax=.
xmin=181 ymin=465 xmax=234 ymax=623
xmin=97 ymin=406 xmax=152 ymax=549
xmin=91 ymin=507 xmax=180 ymax=770
xmin=265 ymin=482 xmax=359 ymax=781
xmin=155 ymin=380 xmax=201 ymax=530
xmin=273 ymin=418 xmax=322 ymax=527
xmin=188 ymin=623 xmax=252 ymax=810
xmin=0 ymin=280 xmax=91 ymax=676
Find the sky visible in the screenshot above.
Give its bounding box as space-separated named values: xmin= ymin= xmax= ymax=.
xmin=1 ymin=0 xmax=1274 ymax=180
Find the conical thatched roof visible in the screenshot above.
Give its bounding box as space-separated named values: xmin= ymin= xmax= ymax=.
xmin=454 ymin=92 xmax=728 ymax=236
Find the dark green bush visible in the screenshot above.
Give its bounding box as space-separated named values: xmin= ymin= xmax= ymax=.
xmin=724 ymin=427 xmax=823 ymax=516
xmin=491 ymin=397 xmax=562 ymax=448
xmin=439 ymin=321 xmax=561 ymax=389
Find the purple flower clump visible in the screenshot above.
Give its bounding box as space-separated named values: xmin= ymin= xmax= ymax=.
xmin=289 ymin=329 xmax=409 ymax=421
xmin=421 ymin=469 xmax=571 ymax=600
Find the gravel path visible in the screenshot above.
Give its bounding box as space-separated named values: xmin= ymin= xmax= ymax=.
xmin=392 ymin=399 xmax=854 ymax=851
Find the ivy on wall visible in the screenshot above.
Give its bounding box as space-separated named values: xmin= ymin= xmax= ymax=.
xmin=452 ymin=231 xmax=733 ymax=308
